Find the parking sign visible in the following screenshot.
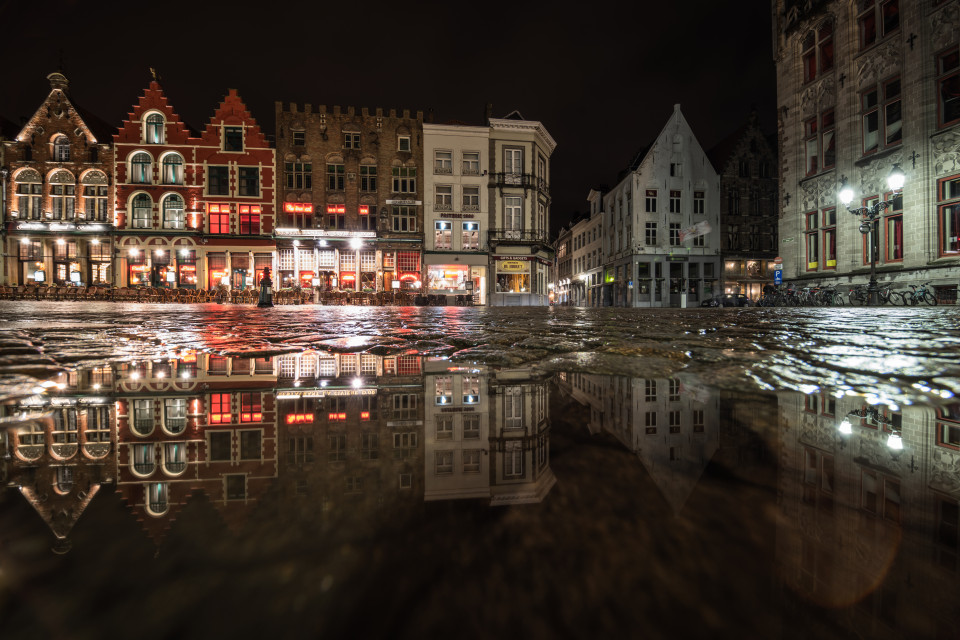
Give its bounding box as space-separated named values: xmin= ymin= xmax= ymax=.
xmin=774 ymin=270 xmax=783 ymax=285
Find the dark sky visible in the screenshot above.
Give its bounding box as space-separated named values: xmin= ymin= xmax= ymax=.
xmin=1 ymin=1 xmax=777 ymax=234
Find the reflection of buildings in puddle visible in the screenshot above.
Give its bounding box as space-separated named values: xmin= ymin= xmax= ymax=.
xmin=424 ymin=361 xmax=555 ymax=505
xmin=558 ymin=372 xmax=720 ymax=513
xmin=113 ymin=352 xmax=279 ymax=542
xmin=3 ymin=369 xmax=114 ymax=552
xmin=777 ymin=392 xmax=960 ymax=636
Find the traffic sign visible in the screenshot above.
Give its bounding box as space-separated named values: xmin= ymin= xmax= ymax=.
xmin=774 ymin=271 xmax=783 ymax=285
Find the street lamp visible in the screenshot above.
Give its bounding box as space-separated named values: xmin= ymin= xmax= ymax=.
xmin=838 ymin=164 xmax=905 ymax=304
xmin=837 ymin=406 xmax=904 ymax=460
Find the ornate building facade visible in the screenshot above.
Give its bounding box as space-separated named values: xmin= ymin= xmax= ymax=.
xmin=774 ymin=0 xmax=960 ymax=301
xmin=1 ymin=73 xmax=114 ymax=287
xmin=274 ymin=103 xmax=424 ymax=293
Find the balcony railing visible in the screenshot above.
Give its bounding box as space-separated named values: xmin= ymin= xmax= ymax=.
xmin=488 ymin=229 xmax=550 ymax=245
xmin=490 ymin=172 xmax=549 ymax=194
xmin=165 ymin=418 xmax=187 ymax=434
xmin=165 ymin=461 xmax=187 ymax=474
xmin=134 ymin=462 xmax=155 ymax=474
xmin=133 ymin=419 xmax=154 ymax=435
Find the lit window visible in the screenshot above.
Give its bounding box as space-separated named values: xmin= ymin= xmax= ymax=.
xmin=462 ymin=222 xmax=480 ymax=250
xmin=435 ymin=220 xmax=452 ymax=250
xmin=53 ymin=134 xmax=70 ymax=162
xmin=131 ymin=152 xmax=152 ymax=184
xmin=145 ymin=114 xmax=165 ymax=144
xmin=162 ymin=194 xmax=185 ymax=229
xmin=131 ymin=193 xmax=152 ymax=229
xmin=162 ymin=154 xmax=184 ymax=185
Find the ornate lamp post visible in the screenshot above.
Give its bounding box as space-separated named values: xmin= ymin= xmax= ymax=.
xmin=838 ymin=164 xmax=905 ymax=305
xmin=837 ymin=406 xmax=904 ymax=460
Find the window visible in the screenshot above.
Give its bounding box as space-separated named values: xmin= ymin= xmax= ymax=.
xmin=161 ymin=154 xmax=183 ymax=184
xmin=645 ymin=379 xmax=657 ymax=401
xmin=240 ymin=430 xmax=261 ymax=459
xmin=436 ymin=416 xmax=453 ymax=440
xmin=131 ymin=153 xmax=152 ymax=184
xmin=504 ymin=387 xmax=523 ymax=429
xmin=209 ymin=393 xmax=230 ymax=423
xmin=53 ymin=135 xmax=70 ymax=161
xmin=462 ymin=222 xmax=480 ymax=250
xmin=222 ymin=126 xmax=243 ymax=152
xmin=435 ymin=221 xmax=452 ymax=249
xmin=392 ymin=166 xmax=416 ymax=193
xmin=884 ymin=193 xmax=903 ymax=262
xmin=463 ymin=414 xmax=480 ymax=439
xmin=145 ymin=113 xmax=165 ymax=144
xmin=463 ymin=151 xmax=480 ymax=175
xmin=132 ymin=443 xmax=155 ymax=475
xmin=670 ymin=162 xmax=682 ymax=177
xmin=729 ymin=189 xmax=741 ymax=215
xmin=360 ymin=433 xmax=379 ymax=460
xmin=147 ymin=483 xmax=168 ymax=514
xmin=862 ymin=78 xmax=901 ymax=155
xmin=329 ymin=435 xmax=346 ymax=462
xmin=51 ymin=184 xmax=75 ymax=219
xmin=344 ymin=132 xmax=360 ymax=149
xmin=208 ymin=166 xmax=229 ymax=195
xmin=505 ymin=196 xmax=522 ymax=235
xmin=823 ymin=208 xmax=837 ymax=269
xmin=504 ymin=441 xmax=523 ymax=478
xmin=15 ymin=178 xmax=42 ymax=219
xmin=805 ymin=211 xmax=819 ymax=270
xmin=391 ymin=206 xmax=417 ymax=232
xmin=669 ymin=223 xmax=681 ymax=246
xmin=669 ymin=379 xmax=680 ymax=401
xmin=463 ymin=450 xmax=481 ymax=473
xmin=208 ymin=203 xmax=230 ymax=234
xmin=693 ymin=410 xmax=704 ymax=433
xmin=645 ymin=411 xmax=657 ymax=435
xmin=939 ymin=47 xmax=960 ymax=127
xmin=164 ymin=398 xmax=187 ymax=434
xmin=435 ymin=450 xmax=453 ymax=474
xmin=162 ymin=194 xmax=185 ymax=229
xmin=463 ymin=185 xmax=480 ymax=211
xmin=226 ymin=475 xmax=246 ymax=500
xmin=292 ymin=130 xmax=305 ymax=146
xmin=693 ymin=191 xmax=704 ymax=215
xmin=285 ymin=161 xmax=312 ymax=190
xmin=938 ymin=175 xmax=960 ymax=256
xmin=358 ymin=204 xmax=374 ymax=231
xmin=645 ymin=222 xmax=657 ymax=245
xmin=435 ymin=185 xmax=452 ymax=211
xmin=83 ymin=185 xmax=109 ymax=221
xmin=859 ymin=0 xmax=899 ymax=50
xmin=240 ymin=392 xmax=262 ymax=422
xmin=398 ymin=135 xmax=411 ymax=151
xmin=132 ymin=194 xmax=152 ymax=229
xmin=645 ymin=189 xmax=657 ymax=213
xmin=936 ymin=403 xmax=960 ymax=449
xmin=238 ymin=204 xmax=261 ymax=235
xmin=435 ymin=375 xmax=453 ymax=404
xmin=669 ymin=190 xmax=681 ymax=213
xmin=435 ymin=150 xmax=452 ymax=173
xmin=238 ymin=167 xmax=259 ymax=196
xmin=505 ymin=148 xmax=522 ymax=174
xmin=805 ymin=110 xmax=835 ymax=175
xmin=360 ymin=164 xmax=377 ymax=191
xmin=861 ymin=469 xmax=900 ymax=523
xmin=802 ymin=21 xmax=834 ymax=83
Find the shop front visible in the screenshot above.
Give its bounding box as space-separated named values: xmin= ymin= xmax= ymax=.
xmin=491 ymin=256 xmax=550 ymax=306
xmin=425 ymin=254 xmax=487 ymax=304
xmin=150 ymin=249 xmax=175 ymax=288
xmin=176 ymin=249 xmax=198 ymax=288
xmin=207 ymin=253 xmax=229 ymax=290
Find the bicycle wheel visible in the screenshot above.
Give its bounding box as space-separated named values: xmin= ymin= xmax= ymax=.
xmin=923 ymin=291 xmax=938 ymax=306
xmin=831 ymin=292 xmax=845 ymax=306
xmin=848 ymin=291 xmax=863 ymax=306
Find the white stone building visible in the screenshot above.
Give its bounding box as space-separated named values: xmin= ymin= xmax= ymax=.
xmin=423 ymin=123 xmax=490 ymax=304
xmin=569 ymin=193 xmax=605 ymax=306
xmin=601 ymin=105 xmax=722 ymax=307
xmin=774 ymin=0 xmax=960 ymax=302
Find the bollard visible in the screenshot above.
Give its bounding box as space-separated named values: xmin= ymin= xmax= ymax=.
xmin=257 ymin=267 xmax=274 ymax=308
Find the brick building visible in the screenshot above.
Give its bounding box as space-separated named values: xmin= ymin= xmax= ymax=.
xmin=1 ymin=72 xmax=114 ymax=287
xmin=274 ymin=103 xmax=424 ymax=293
xmin=774 ymin=0 xmax=960 ymax=302
xmin=113 ymin=81 xmax=274 ymax=290
xmin=707 ymin=111 xmax=780 ymax=299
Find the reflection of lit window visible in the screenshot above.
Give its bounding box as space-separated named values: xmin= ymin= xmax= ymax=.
xmin=240 ymin=393 xmax=262 ymax=422
xmin=435 ymin=376 xmax=453 ymax=405
xmin=209 ymin=393 xmax=231 ymax=424
xmin=147 ymin=483 xmax=168 ymax=515
xmin=164 ymin=398 xmax=187 ymax=434
xmin=462 ymin=375 xmax=480 ymax=403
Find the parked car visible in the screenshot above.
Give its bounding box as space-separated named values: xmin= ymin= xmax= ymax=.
xmin=700 ymin=294 xmax=753 ymax=307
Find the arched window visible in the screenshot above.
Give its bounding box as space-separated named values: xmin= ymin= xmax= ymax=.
xmin=146 ymin=482 xmax=169 ymax=515
xmin=145 ymin=113 xmax=165 ymax=144
xmin=131 ymin=153 xmax=152 ymax=184
xmin=53 ymin=134 xmax=70 ymax=162
xmin=162 ymin=154 xmax=184 ymax=185
xmin=132 ymin=194 xmax=153 ymax=229
xmin=162 ymin=194 xmax=185 ymax=229
xmin=14 ymin=169 xmax=43 ymax=220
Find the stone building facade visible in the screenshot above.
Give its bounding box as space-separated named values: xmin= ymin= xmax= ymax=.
xmin=274 ymin=103 xmax=424 ymax=293
xmin=708 ymin=112 xmax=781 ymax=300
xmin=1 ymin=73 xmax=114 ymax=287
xmin=601 ymin=105 xmax=722 ymax=307
xmin=774 ymin=0 xmax=960 ymax=302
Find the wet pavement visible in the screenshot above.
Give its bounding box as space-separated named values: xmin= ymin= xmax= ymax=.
xmin=0 ymin=303 xmax=958 ymax=639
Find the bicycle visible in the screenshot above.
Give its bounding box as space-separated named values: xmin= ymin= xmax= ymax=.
xmin=899 ymin=281 xmax=938 ymax=306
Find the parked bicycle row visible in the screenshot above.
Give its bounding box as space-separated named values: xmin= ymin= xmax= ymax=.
xmin=755 ymin=281 xmax=940 ymax=306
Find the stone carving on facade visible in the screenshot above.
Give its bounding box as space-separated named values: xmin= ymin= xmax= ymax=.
xmin=799 ymin=423 xmax=837 ymax=453
xmin=929 ymin=448 xmax=960 ymax=496
xmin=14 ymin=168 xmax=42 ymax=182
xmin=854 ymin=434 xmax=902 ymax=476
xmin=858 ymin=150 xmax=903 ymax=195
xmin=798 ymin=173 xmax=837 ymax=211
xmin=49 ymin=169 xmax=74 ymax=184
xmin=801 ymin=178 xmax=819 ymax=212
xmin=800 ymin=75 xmax=836 ymax=119
xmin=857 ymin=44 xmax=901 ymax=90
xmin=931 ymin=4 xmax=960 ymax=52
xmin=933 ymin=129 xmax=960 ymax=175
xmin=817 ymin=173 xmax=836 ymax=208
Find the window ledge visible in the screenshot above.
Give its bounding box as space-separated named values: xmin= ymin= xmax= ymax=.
xmin=798 ymin=168 xmax=836 ymax=186
xmin=854 ymin=145 xmax=901 ymax=167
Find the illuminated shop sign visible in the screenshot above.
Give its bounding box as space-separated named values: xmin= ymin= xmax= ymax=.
xmin=326 ymin=205 xmax=346 ymax=214
xmin=359 ymin=205 xmax=370 ymax=215
xmin=286 ymin=413 xmax=314 ymax=424
xmin=385 ymin=199 xmax=422 ymax=206
xmin=497 ymin=260 xmax=528 ymax=273
xmin=275 ymin=228 xmax=376 ymax=238
xmin=284 ymin=203 xmax=314 ymax=214
xmin=276 ymin=388 xmax=377 ymax=399
xmin=208 ymin=203 xmax=229 ymax=213
xmin=15 ymin=222 xmax=108 ymax=232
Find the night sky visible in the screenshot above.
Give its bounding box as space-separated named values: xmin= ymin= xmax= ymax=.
xmin=1 ymin=0 xmax=777 ymax=233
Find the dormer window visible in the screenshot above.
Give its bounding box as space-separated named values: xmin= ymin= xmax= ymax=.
xmin=145 ymin=113 xmax=165 ymax=144
xmin=53 ymin=135 xmax=70 ymax=162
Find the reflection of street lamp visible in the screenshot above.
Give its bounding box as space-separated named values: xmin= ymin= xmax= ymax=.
xmin=838 ymin=164 xmax=905 ymax=305
xmin=837 ymin=406 xmax=905 ymax=461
